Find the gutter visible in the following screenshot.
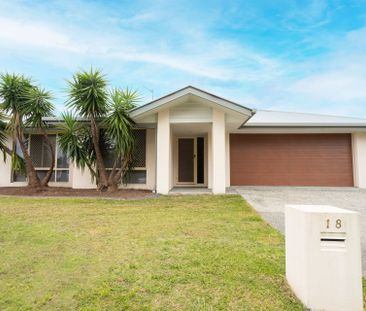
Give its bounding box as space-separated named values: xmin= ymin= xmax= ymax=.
xmin=238 ymin=109 xmax=257 ymax=129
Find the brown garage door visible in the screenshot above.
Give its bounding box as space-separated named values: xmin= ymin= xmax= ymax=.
xmin=230 ymin=134 xmax=353 ymax=186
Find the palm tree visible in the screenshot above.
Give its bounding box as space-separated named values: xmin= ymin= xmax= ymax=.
xmin=60 ymin=69 xmax=138 ymax=191
xmin=0 ymin=111 xmax=8 ymax=159
xmin=0 ymin=73 xmax=55 ymax=188
xmin=58 ymin=112 xmax=97 ymax=181
xmin=104 ymin=88 xmax=138 ymax=190
xmin=0 ymin=111 xmax=26 ymax=174
xmin=23 ymin=86 xmax=55 ymax=186
xmin=66 ymin=68 xmax=109 ymax=190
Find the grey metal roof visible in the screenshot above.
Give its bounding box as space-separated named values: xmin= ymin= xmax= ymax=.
xmin=41 ymin=87 xmax=366 ymax=128
xmin=243 ymin=110 xmax=366 ymax=127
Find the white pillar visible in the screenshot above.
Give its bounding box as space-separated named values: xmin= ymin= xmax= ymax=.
xmin=212 ymin=109 xmax=226 ymax=194
xmin=156 ymin=110 xmax=171 ymax=194
xmin=145 ymin=128 xmax=156 ymax=191
xmin=207 ymin=130 xmax=212 ymax=189
xmin=225 ymin=132 xmax=230 ymax=188
xmin=352 ymin=133 xmax=366 ymax=188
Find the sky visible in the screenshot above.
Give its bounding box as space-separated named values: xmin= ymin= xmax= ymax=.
xmin=1 ymin=0 xmax=366 ymax=117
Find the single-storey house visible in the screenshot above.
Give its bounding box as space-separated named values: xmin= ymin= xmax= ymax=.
xmin=1 ymin=85 xmax=366 ymax=194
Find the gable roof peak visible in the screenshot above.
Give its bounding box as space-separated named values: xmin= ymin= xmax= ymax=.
xmin=129 ymin=85 xmax=254 ymax=118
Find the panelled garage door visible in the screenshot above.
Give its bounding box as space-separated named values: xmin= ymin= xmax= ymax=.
xmin=230 ymin=134 xmax=354 ymax=187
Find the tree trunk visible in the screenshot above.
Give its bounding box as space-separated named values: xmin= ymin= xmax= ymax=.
xmin=40 ymin=129 xmax=55 ymax=187
xmin=90 ymin=116 xmax=108 ymax=190
xmin=108 ymin=157 xmax=120 ymax=185
xmin=15 ymin=113 xmax=41 ymax=188
xmin=111 ymin=156 xmax=131 ymax=189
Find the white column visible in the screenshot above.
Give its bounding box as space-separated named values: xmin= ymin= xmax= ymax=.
xmin=225 ymin=132 xmax=230 ymax=188
xmin=352 ymin=132 xmax=366 ymax=188
xmin=145 ymin=128 xmax=156 ymax=191
xmin=156 ymin=110 xmax=171 ymax=194
xmin=207 ymin=129 xmax=212 ymax=189
xmin=212 ymin=109 xmax=226 ymax=194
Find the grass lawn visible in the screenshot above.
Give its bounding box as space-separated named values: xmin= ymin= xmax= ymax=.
xmin=0 ymin=195 xmax=363 ymax=310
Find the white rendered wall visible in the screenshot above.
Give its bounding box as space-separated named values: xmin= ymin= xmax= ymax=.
xmin=352 ymin=132 xmax=366 ymax=188
xmin=156 ymin=110 xmax=171 ymax=194
xmin=71 ymin=163 xmax=96 ymax=189
xmin=0 ymin=137 xmax=14 ymax=187
xmin=212 ymin=109 xmax=226 ymax=194
xmin=170 ymin=103 xmax=212 ymax=123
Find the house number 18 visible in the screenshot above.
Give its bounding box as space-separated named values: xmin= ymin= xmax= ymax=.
xmin=326 ymin=219 xmax=342 ymax=229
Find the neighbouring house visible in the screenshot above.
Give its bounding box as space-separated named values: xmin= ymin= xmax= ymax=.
xmin=1 ymin=85 xmax=366 ymax=194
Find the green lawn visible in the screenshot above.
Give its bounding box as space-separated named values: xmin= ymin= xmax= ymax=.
xmin=0 ymin=195 xmax=362 ymax=310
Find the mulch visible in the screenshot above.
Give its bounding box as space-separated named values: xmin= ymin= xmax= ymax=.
xmin=0 ymin=187 xmax=156 ymax=200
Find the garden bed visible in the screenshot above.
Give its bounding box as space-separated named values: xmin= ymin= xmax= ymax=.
xmin=0 ymin=187 xmax=154 ymax=199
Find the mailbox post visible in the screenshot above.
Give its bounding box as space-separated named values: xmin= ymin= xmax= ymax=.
xmin=285 ymin=205 xmax=363 ymax=311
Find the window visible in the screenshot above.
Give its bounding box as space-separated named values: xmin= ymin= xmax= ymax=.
xmin=12 ymin=136 xmax=27 ymax=182
xmin=103 ymin=129 xmax=147 ymax=184
xmin=12 ymin=134 xmax=70 ymax=183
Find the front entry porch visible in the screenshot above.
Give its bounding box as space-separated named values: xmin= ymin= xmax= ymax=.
xmin=172 ymin=123 xmax=209 ymax=188
xmin=155 ymin=108 xmax=228 ymax=194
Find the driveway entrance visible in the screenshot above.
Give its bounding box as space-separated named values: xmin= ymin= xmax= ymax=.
xmin=233 ymin=186 xmax=366 ymax=275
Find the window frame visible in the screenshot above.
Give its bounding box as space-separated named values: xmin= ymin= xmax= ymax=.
xmin=11 ymin=133 xmax=70 ymax=184
xmin=105 ymin=129 xmax=147 ymax=185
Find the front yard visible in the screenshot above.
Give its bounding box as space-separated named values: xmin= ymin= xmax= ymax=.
xmin=0 ymin=195 xmax=362 ymax=310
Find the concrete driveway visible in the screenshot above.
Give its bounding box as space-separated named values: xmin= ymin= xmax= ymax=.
xmin=233 ymin=186 xmax=366 ymax=275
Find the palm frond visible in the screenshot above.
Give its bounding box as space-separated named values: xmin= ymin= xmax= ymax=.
xmin=23 ymin=86 xmax=55 ymax=128
xmin=0 ymin=73 xmax=33 ymax=115
xmin=0 ymin=112 xmax=8 ymax=161
xmin=104 ymin=88 xmax=137 ymax=156
xmin=57 ymin=112 xmax=97 ymax=178
xmin=66 ymin=68 xmax=108 ymax=118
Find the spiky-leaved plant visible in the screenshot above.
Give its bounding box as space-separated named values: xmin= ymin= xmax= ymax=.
xmin=60 ymin=69 xmax=139 ymax=191
xmin=0 ymin=73 xmax=55 ymax=188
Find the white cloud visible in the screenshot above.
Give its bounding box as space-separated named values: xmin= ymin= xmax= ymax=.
xmin=0 ymin=14 xmax=283 ymax=83
xmin=0 ymin=17 xmax=83 ymax=52
xmin=289 ymin=71 xmax=366 ymax=101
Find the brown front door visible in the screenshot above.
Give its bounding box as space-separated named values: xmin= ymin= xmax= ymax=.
xmin=178 ymin=138 xmax=195 ymax=183
xmin=230 ymin=134 xmax=354 ymax=187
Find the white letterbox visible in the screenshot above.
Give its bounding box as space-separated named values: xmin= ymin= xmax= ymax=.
xmin=285 ymin=205 xmax=363 ymax=311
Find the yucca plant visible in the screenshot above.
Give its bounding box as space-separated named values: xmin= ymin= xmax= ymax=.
xmin=0 ymin=111 xmax=8 ymax=160
xmin=104 ymin=88 xmax=139 ymax=190
xmin=0 ymin=73 xmax=55 ymax=188
xmin=60 ymin=68 xmax=139 ymax=191
xmin=23 ymin=86 xmax=55 ymax=186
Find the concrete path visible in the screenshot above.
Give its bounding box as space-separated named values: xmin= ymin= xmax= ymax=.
xmin=233 ymin=186 xmax=366 ymax=275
